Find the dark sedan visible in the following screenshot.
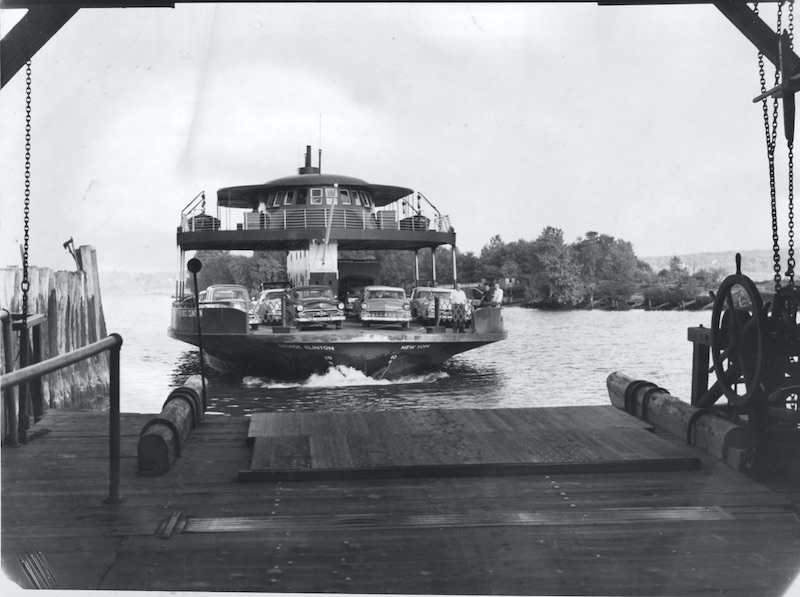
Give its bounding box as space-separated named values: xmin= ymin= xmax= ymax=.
xmin=285 ymin=285 xmax=345 ymax=330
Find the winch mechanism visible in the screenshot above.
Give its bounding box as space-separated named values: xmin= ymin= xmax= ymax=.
xmin=710 ymin=2 xmax=800 ymax=448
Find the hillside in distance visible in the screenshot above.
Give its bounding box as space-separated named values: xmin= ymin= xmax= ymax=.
xmin=641 ymin=249 xmax=777 ymax=283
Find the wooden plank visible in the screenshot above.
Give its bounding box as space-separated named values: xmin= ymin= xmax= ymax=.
xmin=244 ymin=408 xmax=701 ymax=477
xmin=4 ymin=410 xmax=798 ymax=596
xmin=250 ymin=436 xmax=310 ymax=470
xmin=309 ymin=434 xmax=355 ymax=469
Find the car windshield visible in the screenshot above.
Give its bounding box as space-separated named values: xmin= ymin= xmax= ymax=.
xmin=296 ymin=288 xmax=332 ymax=299
xmin=414 ymin=290 xmax=430 ymax=299
xmin=367 ymin=290 xmax=405 ymax=300
xmin=430 ymin=290 xmax=452 ymax=299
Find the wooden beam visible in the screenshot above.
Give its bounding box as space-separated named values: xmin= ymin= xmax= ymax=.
xmin=0 ymin=5 xmax=79 ymax=89
xmin=714 ymin=1 xmax=800 ymax=77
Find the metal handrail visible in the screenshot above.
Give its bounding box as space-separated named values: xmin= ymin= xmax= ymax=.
xmin=1 ymin=333 xmax=125 ymax=504
xmin=180 ymin=191 xmax=206 ymax=219
xmin=180 ymin=203 xmax=450 ymax=234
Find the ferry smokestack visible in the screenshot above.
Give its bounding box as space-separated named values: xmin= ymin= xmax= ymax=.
xmin=298 ymin=145 xmax=320 ymax=175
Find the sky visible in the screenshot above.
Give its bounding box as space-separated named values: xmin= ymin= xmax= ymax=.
xmin=0 ymin=2 xmax=792 ymax=273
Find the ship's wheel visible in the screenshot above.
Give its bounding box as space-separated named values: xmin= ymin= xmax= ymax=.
xmin=710 ymin=257 xmax=766 ymax=406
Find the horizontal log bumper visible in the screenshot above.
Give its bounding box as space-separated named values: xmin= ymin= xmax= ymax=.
xmin=607 ymin=372 xmax=754 ymax=471
xmin=138 ymin=376 xmax=206 ymax=475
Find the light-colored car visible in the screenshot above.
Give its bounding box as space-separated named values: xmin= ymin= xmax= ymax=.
xmin=284 ymin=285 xmax=345 ymax=330
xmin=356 ymin=285 xmax=412 ymax=328
xmin=409 ymin=287 xmax=455 ymax=324
xmin=252 ymin=288 xmax=286 ymax=325
xmin=200 ymin=284 xmax=250 ymax=312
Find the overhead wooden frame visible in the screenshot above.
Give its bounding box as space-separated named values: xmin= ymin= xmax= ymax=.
xmin=0 ymin=1 xmax=797 ymax=90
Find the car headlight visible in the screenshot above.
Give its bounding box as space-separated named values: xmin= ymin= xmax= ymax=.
xmin=403 ymin=303 xmax=410 ymax=310
xmin=338 ymin=302 xmax=345 ymax=310
xmin=296 ymin=304 xmax=304 ymax=312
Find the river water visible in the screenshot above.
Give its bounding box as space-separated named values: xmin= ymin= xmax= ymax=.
xmin=103 ymin=293 xmax=711 ymax=416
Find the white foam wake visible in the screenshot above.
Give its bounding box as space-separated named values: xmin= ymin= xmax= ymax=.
xmin=241 ymin=366 xmax=448 ymax=389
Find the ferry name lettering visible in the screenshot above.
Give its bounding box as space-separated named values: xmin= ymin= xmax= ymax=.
xmin=278 ymin=344 xmax=303 ymax=350
xmin=304 ymin=345 xmax=335 ymax=351
xmin=400 ymin=344 xmax=430 ymax=350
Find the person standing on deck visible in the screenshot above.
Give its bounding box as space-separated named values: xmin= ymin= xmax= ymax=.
xmin=451 ymin=284 xmax=468 ymax=333
xmin=480 ymin=284 xmax=492 ymax=307
xmin=491 ymin=283 xmax=504 ymax=307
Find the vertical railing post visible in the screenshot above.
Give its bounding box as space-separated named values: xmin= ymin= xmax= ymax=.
xmin=18 ymin=324 xmax=30 ymax=443
xmin=31 ymin=325 xmax=44 ymax=420
xmin=1 ymin=310 xmax=18 ymax=446
xmin=105 ymin=334 xmax=124 ymax=504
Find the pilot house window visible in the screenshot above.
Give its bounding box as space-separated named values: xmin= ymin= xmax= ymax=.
xmin=340 ymin=190 xmax=351 ymax=205
xmin=310 ymin=188 xmax=323 ymax=205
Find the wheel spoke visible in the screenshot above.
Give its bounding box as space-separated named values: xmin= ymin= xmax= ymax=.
xmin=721 ymin=361 xmax=742 ymax=385
xmin=724 ymin=288 xmax=736 ymax=313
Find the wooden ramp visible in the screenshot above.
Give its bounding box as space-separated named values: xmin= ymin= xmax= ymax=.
xmin=240 ymin=405 xmax=701 ymax=481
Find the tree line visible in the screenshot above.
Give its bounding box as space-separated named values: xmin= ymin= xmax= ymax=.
xmin=190 ymin=226 xmax=727 ymax=309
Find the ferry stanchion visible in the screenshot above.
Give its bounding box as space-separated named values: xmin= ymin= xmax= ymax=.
xmin=187 ymin=258 xmax=207 ymax=409
xmin=105 ymin=334 xmax=124 ymax=504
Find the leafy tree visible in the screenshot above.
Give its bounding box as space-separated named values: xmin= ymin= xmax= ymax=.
xmin=190 ymin=250 xmax=286 ymax=294
xmin=528 ymin=227 xmax=584 ymax=305
xmin=456 ymin=250 xmax=481 ymax=283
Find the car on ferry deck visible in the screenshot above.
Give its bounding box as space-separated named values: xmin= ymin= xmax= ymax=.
xmin=200 ymin=284 xmax=251 ymax=312
xmin=284 ymin=285 xmax=345 ymax=330
xmin=409 ymin=286 xmax=455 ymax=325
xmin=252 ymin=287 xmax=287 ymax=325
xmin=355 ymin=285 xmax=412 ymax=329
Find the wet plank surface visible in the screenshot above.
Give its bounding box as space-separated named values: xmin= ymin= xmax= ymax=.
xmin=2 ymin=408 xmax=799 ymax=595
xmin=243 ymin=406 xmax=699 ymax=480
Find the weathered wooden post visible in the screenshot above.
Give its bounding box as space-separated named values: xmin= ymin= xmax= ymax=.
xmin=0 ymin=309 xmax=17 ymax=445
xmin=607 ymin=371 xmax=754 ymax=470
xmin=137 ymin=375 xmax=207 ymax=475
xmin=687 ymin=325 xmax=712 ymax=406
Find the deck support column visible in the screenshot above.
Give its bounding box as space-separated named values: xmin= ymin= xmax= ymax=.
xmin=414 ymin=250 xmax=420 ymax=289
xmin=451 ymin=244 xmax=458 ymax=287
xmin=431 ymin=247 xmax=437 ymax=287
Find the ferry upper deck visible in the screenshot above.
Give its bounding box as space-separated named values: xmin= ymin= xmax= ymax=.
xmin=176 ymin=147 xmax=456 ymax=253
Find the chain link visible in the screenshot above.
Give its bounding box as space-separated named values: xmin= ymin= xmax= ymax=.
xmin=787 ymin=2 xmax=797 ymax=285
xmin=757 ymin=1 xmax=785 ymax=291
xmin=22 ymin=61 xmax=32 ymax=328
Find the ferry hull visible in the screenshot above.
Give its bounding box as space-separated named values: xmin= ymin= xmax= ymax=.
xmin=168 ymin=305 xmax=507 ymax=379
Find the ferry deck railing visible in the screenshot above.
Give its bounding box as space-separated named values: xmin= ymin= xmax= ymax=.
xmin=1 ymin=309 xmax=49 ymax=443
xmin=180 ymin=195 xmax=452 ymax=235
xmin=0 ymin=333 xmax=125 ymax=504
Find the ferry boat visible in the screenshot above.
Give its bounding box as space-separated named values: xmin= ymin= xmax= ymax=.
xmin=168 ymin=147 xmax=507 ymax=379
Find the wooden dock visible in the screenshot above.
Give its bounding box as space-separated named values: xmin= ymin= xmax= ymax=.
xmin=2 ymin=405 xmax=799 ymax=595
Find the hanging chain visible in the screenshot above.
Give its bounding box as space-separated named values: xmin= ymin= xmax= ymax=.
xmin=787 ymin=2 xmax=796 ymax=286
xmin=21 ymin=61 xmax=32 ymax=329
xmin=757 ymin=2 xmax=785 ymax=291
